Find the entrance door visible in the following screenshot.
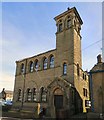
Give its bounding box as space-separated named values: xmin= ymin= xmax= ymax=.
xmin=53 ymin=88 xmax=65 ymax=118
xmin=54 ymin=95 xmax=63 ymax=109
xmin=54 ymin=95 xmax=64 ymax=118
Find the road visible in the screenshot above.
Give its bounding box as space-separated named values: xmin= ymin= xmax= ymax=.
xmin=0 ymin=117 xmax=33 ymax=120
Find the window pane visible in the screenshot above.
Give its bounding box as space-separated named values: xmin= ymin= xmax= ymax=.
xmin=30 ymin=62 xmax=34 ymax=72
xmin=35 ymin=61 xmax=38 ymax=71
xmin=41 ymin=87 xmax=47 ymax=102
xmin=43 ymin=58 xmax=48 ymax=69
xmin=42 ymin=95 xmax=47 ymax=102
xmin=59 ymin=23 xmax=62 ymax=32
xmin=33 ymin=88 xmax=37 ymax=102
xmin=50 ymin=56 xmax=54 ymax=68
xmin=27 ymin=89 xmax=31 ymax=101
xmin=77 ymin=64 xmax=80 ymax=76
xmin=83 ymin=73 xmax=84 ymax=79
xmin=67 ymin=19 xmax=71 ymax=28
xmin=83 ymin=88 xmax=86 ymax=96
xmin=21 ymin=64 xmax=25 ymax=74
xmin=18 ymin=89 xmax=22 ymax=101
xmin=63 ymin=63 xmax=67 ymax=75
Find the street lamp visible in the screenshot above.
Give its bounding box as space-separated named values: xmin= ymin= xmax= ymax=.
xmin=21 ymin=60 xmax=27 ymax=110
xmin=34 ymin=67 xmax=48 ymax=116
xmin=21 ymin=73 xmax=26 ymax=110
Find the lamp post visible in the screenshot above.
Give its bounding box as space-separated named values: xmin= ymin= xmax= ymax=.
xmin=33 ymin=67 xmax=48 ymax=116
xmin=29 ymin=79 xmax=40 ymax=116
xmin=21 ymin=73 xmax=25 ymax=110
xmin=34 ymin=68 xmax=41 ymax=115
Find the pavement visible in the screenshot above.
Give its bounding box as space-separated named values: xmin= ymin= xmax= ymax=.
xmin=0 ymin=117 xmax=33 ymax=120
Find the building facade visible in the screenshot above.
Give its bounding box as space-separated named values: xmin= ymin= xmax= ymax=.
xmin=13 ymin=7 xmax=90 ymax=118
xmin=89 ymin=54 xmax=104 ymax=114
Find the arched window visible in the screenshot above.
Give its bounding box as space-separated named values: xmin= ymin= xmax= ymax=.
xmin=74 ymin=20 xmax=76 ymax=27
xmin=50 ymin=55 xmax=54 ymax=68
xmin=33 ymin=88 xmax=37 ymax=102
xmin=18 ymin=89 xmax=22 ymax=101
xmin=83 ymin=73 xmax=84 ymax=79
xmin=59 ymin=23 xmax=62 ymax=32
xmin=85 ymin=74 xmax=86 ymax=80
xmin=77 ymin=64 xmax=80 ymax=76
xmin=29 ymin=61 xmax=34 ymax=72
xmin=67 ymin=19 xmax=71 ymax=28
xmin=43 ymin=58 xmax=48 ymax=70
xmin=27 ymin=88 xmax=32 ymax=102
xmin=83 ymin=88 xmax=87 ymax=97
xmin=21 ymin=63 xmax=25 ymax=74
xmin=63 ymin=63 xmax=67 ymax=75
xmin=35 ymin=60 xmax=39 ymax=71
xmin=40 ymin=87 xmax=47 ymax=102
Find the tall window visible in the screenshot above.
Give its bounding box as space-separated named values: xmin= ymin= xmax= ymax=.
xmin=74 ymin=20 xmax=76 ymax=27
xmin=40 ymin=87 xmax=47 ymax=102
xmin=21 ymin=63 xmax=25 ymax=74
xmin=67 ymin=19 xmax=71 ymax=28
xmin=85 ymin=74 xmax=86 ymax=80
xmin=43 ymin=58 xmax=48 ymax=70
xmin=59 ymin=23 xmax=62 ymax=32
xmin=50 ymin=55 xmax=54 ymax=68
xmin=18 ymin=89 xmax=22 ymax=101
xmin=83 ymin=88 xmax=87 ymax=97
xmin=33 ymin=88 xmax=37 ymax=102
xmin=27 ymin=88 xmax=32 ymax=102
xmin=63 ymin=63 xmax=67 ymax=75
xmin=30 ymin=61 xmax=34 ymax=72
xmin=77 ymin=64 xmax=80 ymax=76
xmin=83 ymin=73 xmax=84 ymax=79
xmin=35 ymin=60 xmax=39 ymax=71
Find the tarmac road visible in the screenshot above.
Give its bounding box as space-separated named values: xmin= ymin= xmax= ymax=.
xmin=0 ymin=117 xmax=33 ymax=120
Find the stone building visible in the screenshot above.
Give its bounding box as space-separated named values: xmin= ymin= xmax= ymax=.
xmin=13 ymin=7 xmax=90 ymax=118
xmin=89 ymin=54 xmax=104 ymax=114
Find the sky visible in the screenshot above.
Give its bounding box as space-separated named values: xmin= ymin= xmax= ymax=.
xmin=1 ymin=2 xmax=103 ymax=92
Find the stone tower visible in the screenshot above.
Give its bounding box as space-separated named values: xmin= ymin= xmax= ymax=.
xmin=54 ymin=7 xmax=83 ymax=85
xmin=55 ymin=7 xmax=83 ymax=67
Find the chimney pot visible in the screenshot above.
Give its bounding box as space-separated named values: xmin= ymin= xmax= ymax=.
xmin=67 ymin=7 xmax=70 ymax=11
xmin=97 ymin=54 xmax=102 ymax=63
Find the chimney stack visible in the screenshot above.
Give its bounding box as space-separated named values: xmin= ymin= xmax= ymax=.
xmin=97 ymin=54 xmax=102 ymax=63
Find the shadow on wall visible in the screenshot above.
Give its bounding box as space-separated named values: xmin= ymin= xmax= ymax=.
xmin=74 ymin=88 xmax=83 ymax=114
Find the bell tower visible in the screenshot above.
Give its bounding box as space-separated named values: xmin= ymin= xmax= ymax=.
xmin=54 ymin=7 xmax=83 ymax=68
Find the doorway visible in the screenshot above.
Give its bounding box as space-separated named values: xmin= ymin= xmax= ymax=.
xmin=54 ymin=88 xmax=65 ymax=118
xmin=54 ymin=95 xmax=63 ymax=109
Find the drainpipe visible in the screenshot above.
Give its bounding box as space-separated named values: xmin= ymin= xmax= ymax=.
xmin=21 ymin=59 xmax=27 ymax=110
